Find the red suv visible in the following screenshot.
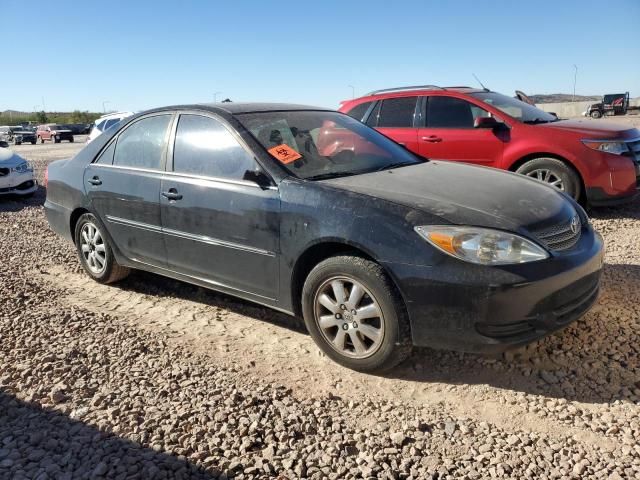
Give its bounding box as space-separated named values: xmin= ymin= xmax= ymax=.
xmin=339 ymin=86 xmax=640 ymax=205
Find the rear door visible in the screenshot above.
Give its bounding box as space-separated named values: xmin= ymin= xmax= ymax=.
xmin=160 ymin=112 xmax=280 ymax=301
xmin=84 ymin=113 xmax=173 ymax=266
xmin=367 ymin=96 xmax=420 ymax=153
xmin=417 ymin=95 xmax=505 ymax=166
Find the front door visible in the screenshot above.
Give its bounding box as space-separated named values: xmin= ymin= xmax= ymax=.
xmin=417 ymin=95 xmax=506 ymax=166
xmin=84 ymin=113 xmax=173 ymax=266
xmin=160 ymin=113 xmax=280 ymax=301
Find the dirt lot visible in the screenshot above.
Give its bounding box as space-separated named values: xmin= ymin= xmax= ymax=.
xmin=1 ymin=122 xmax=640 ymax=479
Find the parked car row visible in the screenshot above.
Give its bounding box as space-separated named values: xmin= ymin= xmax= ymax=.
xmin=0 ymin=125 xmax=37 ymax=145
xmin=44 ymin=100 xmax=616 ymax=372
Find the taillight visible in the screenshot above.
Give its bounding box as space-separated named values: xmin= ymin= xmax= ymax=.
xmin=44 ymin=165 xmax=48 ymax=187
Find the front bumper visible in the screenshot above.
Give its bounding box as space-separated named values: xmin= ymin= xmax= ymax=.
xmin=384 ymin=229 xmax=604 ymax=353
xmin=0 ymin=172 xmax=38 ymax=195
xmin=14 ymin=134 xmax=36 ymax=143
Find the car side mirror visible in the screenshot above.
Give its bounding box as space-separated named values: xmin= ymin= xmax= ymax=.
xmin=243 ymin=168 xmax=273 ymax=189
xmin=549 ymin=112 xmax=558 ymax=118
xmin=474 ymin=116 xmax=503 ymax=129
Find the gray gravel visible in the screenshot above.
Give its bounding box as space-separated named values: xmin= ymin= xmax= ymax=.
xmin=0 ymin=143 xmax=639 ymax=479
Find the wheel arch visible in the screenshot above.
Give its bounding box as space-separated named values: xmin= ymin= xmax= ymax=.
xmin=290 ymin=240 xmax=405 ymax=319
xmin=69 ymin=207 xmax=91 ymax=244
xmin=507 ymin=152 xmax=586 ymax=202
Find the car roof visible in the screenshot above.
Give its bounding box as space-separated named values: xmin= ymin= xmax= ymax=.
xmin=140 ymin=103 xmax=334 ymax=117
xmin=357 ymin=86 xmax=487 ymax=99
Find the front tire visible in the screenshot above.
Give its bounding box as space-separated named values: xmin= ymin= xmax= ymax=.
xmin=69 ymin=137 xmax=74 ymax=143
xmin=74 ymin=213 xmax=130 ymax=284
xmin=301 ymin=255 xmax=411 ymax=373
xmin=590 ymin=110 xmax=602 ymax=119
xmin=516 ymin=157 xmax=581 ymax=200
xmin=38 ymin=136 xmax=44 ymax=144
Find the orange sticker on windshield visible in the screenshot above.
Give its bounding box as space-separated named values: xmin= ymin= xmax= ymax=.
xmin=268 ymin=144 xmax=302 ymax=164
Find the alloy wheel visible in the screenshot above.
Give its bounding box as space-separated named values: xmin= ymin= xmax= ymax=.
xmin=313 ymin=276 xmax=385 ymax=359
xmin=80 ymin=222 xmax=107 ymax=275
xmin=526 ymin=168 xmax=565 ymax=190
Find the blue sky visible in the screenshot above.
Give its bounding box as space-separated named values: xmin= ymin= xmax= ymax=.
xmin=4 ymin=0 xmax=639 ymax=112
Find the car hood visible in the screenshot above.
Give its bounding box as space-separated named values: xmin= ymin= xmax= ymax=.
xmin=0 ymin=148 xmax=26 ymax=168
xmin=322 ymin=162 xmax=574 ymax=232
xmin=538 ymin=119 xmax=639 ymax=140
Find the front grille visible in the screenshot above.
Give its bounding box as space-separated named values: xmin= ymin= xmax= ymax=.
xmin=531 ymin=215 xmax=581 ymax=251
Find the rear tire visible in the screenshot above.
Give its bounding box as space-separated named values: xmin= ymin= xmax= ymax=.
xmin=38 ymin=136 xmax=44 ymax=144
xmin=301 ymin=255 xmax=412 ymax=373
xmin=516 ymin=157 xmax=581 ymax=201
xmin=69 ymin=137 xmax=74 ymax=143
xmin=74 ymin=213 xmax=130 ymax=284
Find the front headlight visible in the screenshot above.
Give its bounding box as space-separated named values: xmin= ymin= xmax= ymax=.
xmin=414 ymin=226 xmax=549 ymax=265
xmin=581 ymin=139 xmax=629 ymax=155
xmin=12 ymin=162 xmax=33 ymax=174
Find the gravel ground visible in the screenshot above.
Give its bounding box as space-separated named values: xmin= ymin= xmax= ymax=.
xmin=1 ymin=125 xmax=640 ymax=479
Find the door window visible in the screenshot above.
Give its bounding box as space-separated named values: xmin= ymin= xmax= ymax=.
xmin=344 ymin=101 xmax=373 ymax=122
xmin=113 ymin=114 xmax=171 ymax=170
xmin=376 ymin=97 xmax=418 ymax=128
xmin=172 ymin=114 xmax=256 ymax=180
xmin=426 ymin=96 xmax=489 ymax=128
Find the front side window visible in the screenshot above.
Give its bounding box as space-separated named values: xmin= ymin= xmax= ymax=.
xmin=237 ymin=110 xmax=423 ymax=181
xmin=471 ymin=92 xmax=558 ymax=123
xmin=113 ymin=115 xmax=171 ymax=170
xmin=377 ymin=97 xmax=418 ymax=128
xmin=173 ymin=114 xmax=256 ymax=180
xmin=426 ymin=96 xmax=489 ymax=128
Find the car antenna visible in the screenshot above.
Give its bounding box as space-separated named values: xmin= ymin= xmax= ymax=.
xmin=472 ymin=73 xmax=490 ymax=92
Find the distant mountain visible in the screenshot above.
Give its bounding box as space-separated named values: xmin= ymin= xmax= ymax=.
xmin=529 ymin=94 xmax=601 ymax=104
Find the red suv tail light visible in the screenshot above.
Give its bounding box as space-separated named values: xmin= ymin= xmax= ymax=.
xmin=44 ymin=165 xmax=48 ymax=187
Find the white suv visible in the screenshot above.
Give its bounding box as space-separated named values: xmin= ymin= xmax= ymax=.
xmin=87 ymin=111 xmax=135 ymax=143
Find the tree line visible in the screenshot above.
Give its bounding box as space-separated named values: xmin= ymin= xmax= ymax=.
xmin=0 ymin=110 xmax=103 ymax=126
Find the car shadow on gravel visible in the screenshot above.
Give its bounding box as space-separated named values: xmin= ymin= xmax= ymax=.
xmin=116 ymin=270 xmax=306 ymax=334
xmin=0 ymin=391 xmax=215 ymax=478
xmin=0 ymin=186 xmax=46 ymax=212
xmin=388 ymin=262 xmax=640 ymax=405
xmin=589 ymin=200 xmax=640 ymax=221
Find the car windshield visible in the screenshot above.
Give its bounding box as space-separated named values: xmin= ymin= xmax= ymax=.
xmin=51 ymin=125 xmax=64 ymax=130
xmin=236 ymin=110 xmax=424 ymax=180
xmin=471 ymin=92 xmax=559 ymax=124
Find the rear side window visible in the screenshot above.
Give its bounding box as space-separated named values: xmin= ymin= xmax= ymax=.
xmin=426 ymin=96 xmax=485 ymax=128
xmin=113 ymin=115 xmax=171 ymax=170
xmin=345 ymin=101 xmax=373 ymax=122
xmin=172 ymin=114 xmax=256 ymax=180
xmin=376 ymin=97 xmax=418 ymax=128
xmin=95 ymin=120 xmax=107 ymax=131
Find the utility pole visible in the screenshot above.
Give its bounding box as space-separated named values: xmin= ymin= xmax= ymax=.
xmin=42 ymin=96 xmax=47 ymax=112
xmin=348 ymin=85 xmax=355 ymax=99
xmin=572 ymin=65 xmax=578 ymax=102
xmin=213 ymin=92 xmax=222 ymax=103
xmin=102 ymin=100 xmax=110 ymax=113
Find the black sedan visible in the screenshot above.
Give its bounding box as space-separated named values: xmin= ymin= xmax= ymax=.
xmin=44 ymin=103 xmax=604 ymax=372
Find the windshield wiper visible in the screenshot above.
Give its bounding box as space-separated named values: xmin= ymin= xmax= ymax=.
xmin=305 ymin=171 xmax=359 ymax=181
xmin=374 ymin=161 xmax=414 ymax=172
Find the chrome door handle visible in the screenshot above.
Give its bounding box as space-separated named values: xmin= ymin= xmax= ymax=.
xmin=162 ymin=189 xmax=183 ymax=201
xmin=87 ymin=176 xmax=102 ymax=186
